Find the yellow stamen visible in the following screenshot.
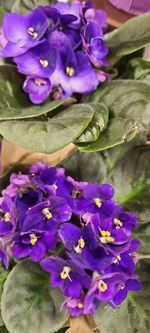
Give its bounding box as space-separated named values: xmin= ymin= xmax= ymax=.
xmin=114 ymin=218 xmax=123 ymax=229
xmin=121 ymin=283 xmax=125 ymax=290
xmin=28 ymin=27 xmax=38 ymax=39
xmin=78 ymin=303 xmax=83 ymax=309
xmin=66 ymin=67 xmax=75 ymax=77
xmin=42 ymin=208 xmax=52 ymax=220
xmin=30 ymin=233 xmax=38 ymax=246
xmin=100 ymin=230 xmax=114 ymax=244
xmin=94 ymin=198 xmax=102 ymax=208
xmin=4 ymin=212 xmax=11 ymax=222
xmin=98 ymin=280 xmax=108 ymax=292
xmin=40 ymin=59 xmax=49 ymax=68
xmin=74 ymin=237 xmax=85 ymax=254
xmin=113 ymin=255 xmax=121 ymax=264
xmin=60 ymin=266 xmax=71 ymax=280
xmin=101 ymin=230 xmax=110 ymax=237
xmin=52 ymin=184 xmax=58 ymax=190
xmin=35 ymin=79 xmax=42 ymax=86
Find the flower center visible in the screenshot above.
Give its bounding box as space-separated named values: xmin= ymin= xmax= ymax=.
xmin=30 ymin=233 xmax=38 ymax=246
xmin=60 ymin=266 xmax=71 ymax=280
xmin=94 ymin=198 xmax=102 ymax=208
xmin=35 ymin=79 xmax=42 ymax=86
xmin=114 ymin=218 xmax=123 ymax=229
xmin=78 ymin=302 xmax=83 ymax=309
xmin=100 ymin=230 xmax=114 ymax=243
xmin=52 ymin=184 xmax=58 ymax=190
xmin=113 ymin=255 xmax=121 ymax=264
xmin=40 ymin=59 xmax=49 ymax=68
xmin=4 ymin=212 xmax=11 ymax=222
xmin=98 ymin=279 xmax=108 ymax=292
xmin=66 ymin=67 xmax=75 ymax=77
xmin=28 ymin=27 xmax=38 ymax=39
xmin=42 ymin=208 xmax=52 ymax=220
xmin=74 ymin=237 xmax=85 ymax=254
xmin=121 ymin=283 xmax=125 ymax=290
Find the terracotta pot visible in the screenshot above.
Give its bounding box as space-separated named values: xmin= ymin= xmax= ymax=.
xmin=108 ymin=0 xmax=150 ymax=15
xmin=0 ymin=139 xmax=76 ymax=174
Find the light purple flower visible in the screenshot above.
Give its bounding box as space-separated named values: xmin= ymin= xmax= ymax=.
xmin=23 ymin=77 xmax=51 ymax=104
xmin=1 ymin=8 xmax=48 ymax=57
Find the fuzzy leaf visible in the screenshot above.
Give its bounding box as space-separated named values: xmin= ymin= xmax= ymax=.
xmin=0 ymin=104 xmax=94 ymax=153
xmin=75 ymin=103 xmax=109 ymax=143
xmin=1 ymin=261 xmax=68 ymax=333
xmin=78 ymin=80 xmax=150 ymax=152
xmin=106 ymin=14 xmax=150 ymax=57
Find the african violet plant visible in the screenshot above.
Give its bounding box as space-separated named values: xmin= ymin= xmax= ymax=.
xmin=0 ymin=0 xmax=149 ymax=154
xmin=0 ymin=162 xmax=143 ymax=333
xmin=0 ymin=0 xmax=150 ymax=333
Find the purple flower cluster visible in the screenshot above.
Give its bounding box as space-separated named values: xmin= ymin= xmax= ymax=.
xmin=0 ymin=1 xmax=109 ymax=104
xmin=0 ymin=163 xmax=141 ymax=316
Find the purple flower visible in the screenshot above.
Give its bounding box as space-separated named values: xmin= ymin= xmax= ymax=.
xmin=75 ymin=183 xmax=115 ymax=217
xmin=112 ymin=276 xmax=142 ymax=306
xmin=0 ymin=196 xmax=16 ymax=236
xmin=2 ymin=173 xmax=30 ymax=198
xmin=85 ymin=272 xmax=142 ymax=310
xmin=82 ymin=22 xmax=109 ymax=67
xmin=41 ymin=256 xmax=91 ymax=297
xmin=81 ymin=1 xmax=107 ymax=31
xmin=1 ymin=8 xmax=48 ymax=57
xmin=62 ymin=294 xmax=96 ymax=316
xmin=21 ymin=197 xmax=72 ymax=232
xmin=52 ymin=1 xmax=81 ymax=29
xmin=12 ymin=230 xmax=56 ymax=262
xmin=51 ymin=46 xmax=99 ymax=97
xmin=30 ymin=164 xmax=73 ymax=197
xmin=59 ymin=223 xmax=113 ymax=272
xmin=14 ymin=41 xmax=56 ymax=78
xmin=112 ymin=204 xmax=137 ymax=235
xmin=23 ymin=77 xmax=51 ymax=104
xmin=90 ymin=214 xmax=132 ymax=255
xmin=0 ymin=243 xmax=9 ymax=269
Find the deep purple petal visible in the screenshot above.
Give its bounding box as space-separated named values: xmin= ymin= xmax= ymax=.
xmin=126 ymin=279 xmax=142 ymax=292
xmin=30 ymin=242 xmax=46 ymax=262
xmin=113 ymin=287 xmax=128 ymax=305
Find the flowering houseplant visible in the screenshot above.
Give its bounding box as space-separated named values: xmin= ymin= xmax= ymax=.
xmin=0 ymin=161 xmax=146 ymax=333
xmin=0 ymin=1 xmax=150 ymax=333
xmin=0 ymin=0 xmax=150 ymax=155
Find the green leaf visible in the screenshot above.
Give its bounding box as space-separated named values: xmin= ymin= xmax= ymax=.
xmin=62 ymin=150 xmax=106 ymax=183
xmin=0 ymin=326 xmax=9 ymax=333
xmin=75 ymin=103 xmax=109 ymax=143
xmin=106 ymin=145 xmax=150 ymax=255
xmin=0 ymin=0 xmax=54 ymax=15
xmin=106 ymin=14 xmax=150 ymax=57
xmin=76 ymin=117 xmax=137 ymax=152
xmin=1 ymin=261 xmax=68 ymax=333
xmin=78 ymin=80 xmax=150 ymax=152
xmin=0 ymin=8 xmax=5 ymax=25
xmin=0 ymin=104 xmax=94 ymax=153
xmin=0 ymin=65 xmax=73 ymax=120
xmin=0 ymin=265 xmax=10 ymax=327
xmin=94 ymin=259 xmax=150 ymax=333
xmin=127 ymin=58 xmax=150 ymax=82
